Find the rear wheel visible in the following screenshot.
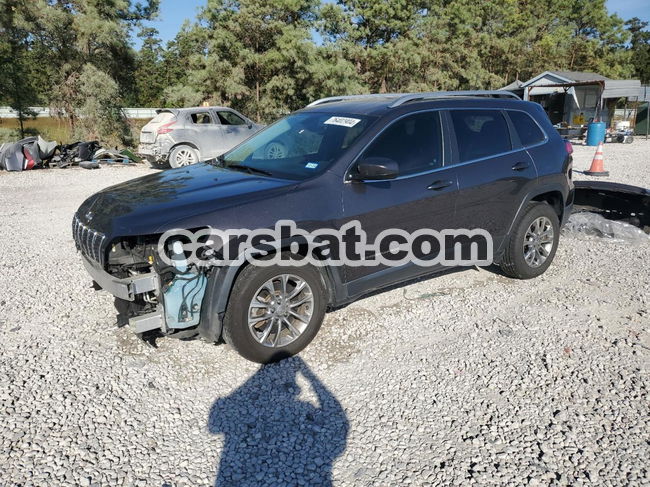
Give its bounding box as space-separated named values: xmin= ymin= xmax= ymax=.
xmin=169 ymin=145 xmax=199 ymax=168
xmin=223 ymin=261 xmax=326 ymax=363
xmin=500 ymin=202 xmax=560 ymax=279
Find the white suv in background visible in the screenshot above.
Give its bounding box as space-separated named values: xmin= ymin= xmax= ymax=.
xmin=138 ymin=106 xmax=263 ymax=168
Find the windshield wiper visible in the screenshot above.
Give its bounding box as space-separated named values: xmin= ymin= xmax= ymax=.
xmin=225 ymin=164 xmax=274 ymax=177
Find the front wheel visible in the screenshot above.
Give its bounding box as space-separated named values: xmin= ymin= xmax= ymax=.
xmin=168 ymin=145 xmax=199 ymax=168
xmin=223 ymin=262 xmax=327 ymax=363
xmin=500 ymin=202 xmax=560 ymax=279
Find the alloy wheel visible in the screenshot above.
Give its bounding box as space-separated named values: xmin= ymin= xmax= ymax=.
xmin=175 ymin=148 xmax=197 ymax=166
xmin=523 ymin=216 xmax=554 ymax=268
xmin=247 ymin=274 xmax=314 ymax=348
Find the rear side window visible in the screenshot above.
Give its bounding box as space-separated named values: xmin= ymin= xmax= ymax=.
xmin=190 ymin=112 xmax=213 ymax=124
xmin=450 ymin=110 xmax=511 ymax=162
xmin=362 ymin=111 xmax=443 ymax=176
xmin=217 ymin=111 xmax=247 ymax=125
xmin=507 ymin=110 xmax=546 ymax=146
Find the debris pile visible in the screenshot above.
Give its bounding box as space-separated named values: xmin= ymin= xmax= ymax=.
xmin=0 ymin=136 xmax=139 ymax=172
xmin=565 ymin=211 xmax=650 ymax=242
xmin=0 ymin=136 xmax=57 ymax=171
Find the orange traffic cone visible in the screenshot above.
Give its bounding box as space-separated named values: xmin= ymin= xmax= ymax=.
xmin=584 ymin=141 xmax=609 ymax=176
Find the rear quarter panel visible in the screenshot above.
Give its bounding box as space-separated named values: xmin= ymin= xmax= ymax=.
xmin=499 ymin=103 xmax=574 ymax=246
xmin=525 ymin=103 xmax=573 ymax=204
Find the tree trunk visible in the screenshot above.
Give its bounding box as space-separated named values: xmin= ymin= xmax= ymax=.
xmin=18 ymin=114 xmax=25 ymax=139
xmin=256 ymin=80 xmax=260 ymax=123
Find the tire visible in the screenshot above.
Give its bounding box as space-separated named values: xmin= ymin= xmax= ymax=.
xmin=168 ymin=145 xmax=199 ymax=168
xmin=500 ymin=202 xmax=560 ymax=279
xmin=222 ymin=260 xmax=327 ymax=363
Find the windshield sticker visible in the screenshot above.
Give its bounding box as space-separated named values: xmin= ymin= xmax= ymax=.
xmin=324 ymin=116 xmax=361 ymax=128
xmin=305 ymin=162 xmax=319 ymax=169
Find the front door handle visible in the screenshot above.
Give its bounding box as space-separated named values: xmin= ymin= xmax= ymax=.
xmin=512 ymin=161 xmax=530 ymax=171
xmin=427 ymin=180 xmax=454 ymax=191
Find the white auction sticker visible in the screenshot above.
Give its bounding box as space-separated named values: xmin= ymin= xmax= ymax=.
xmin=324 ymin=116 xmax=361 ymax=128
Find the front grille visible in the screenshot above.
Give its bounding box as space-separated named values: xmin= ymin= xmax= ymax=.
xmin=72 ymin=214 xmax=106 ymax=264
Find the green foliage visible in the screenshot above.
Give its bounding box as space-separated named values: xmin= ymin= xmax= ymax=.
xmin=0 ymin=0 xmax=41 ymax=137
xmin=132 ymin=27 xmax=166 ymax=106
xmin=72 ymin=64 xmax=133 ymax=147
xmin=0 ymin=127 xmax=20 ymax=143
xmin=626 ymin=18 xmax=650 ymax=84
xmin=184 ymin=0 xmax=362 ymax=122
xmin=1 ymin=0 xmax=158 ymax=145
xmin=1 ymin=0 xmax=647 ymax=133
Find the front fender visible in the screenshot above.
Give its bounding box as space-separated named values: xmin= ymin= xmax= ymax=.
xmin=196 ymin=245 xmax=347 ymax=343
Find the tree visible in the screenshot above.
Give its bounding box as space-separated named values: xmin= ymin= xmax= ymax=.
xmin=167 ymin=0 xmax=362 ymax=122
xmin=0 ymin=0 xmax=40 ymax=138
xmin=133 ymin=27 xmax=165 ymax=106
xmin=1 ymin=0 xmax=159 ymax=142
xmin=626 ymin=17 xmax=650 ymax=84
xmin=74 ymin=64 xmax=132 ymax=146
xmin=320 ymin=0 xmax=429 ymax=92
xmin=198 ymin=0 xmax=322 ymax=121
xmin=1 ymin=0 xmax=642 ymax=145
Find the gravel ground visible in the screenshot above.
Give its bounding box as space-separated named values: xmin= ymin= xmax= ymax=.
xmin=571 ymin=137 xmax=650 ymax=186
xmin=0 ymin=141 xmax=649 ymax=487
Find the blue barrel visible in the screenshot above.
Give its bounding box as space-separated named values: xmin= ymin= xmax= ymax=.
xmin=586 ymin=122 xmax=606 ymax=146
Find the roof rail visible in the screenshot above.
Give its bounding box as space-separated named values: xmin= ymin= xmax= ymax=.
xmin=306 ymin=93 xmax=402 ymax=107
xmin=306 ymin=90 xmax=520 ymax=108
xmin=388 ymin=90 xmax=520 ymax=107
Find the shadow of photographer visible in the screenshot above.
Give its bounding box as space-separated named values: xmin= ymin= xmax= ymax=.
xmin=208 ymin=357 xmax=348 ymax=486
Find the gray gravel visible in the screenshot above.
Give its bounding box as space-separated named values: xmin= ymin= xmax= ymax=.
xmin=0 ymin=144 xmax=649 ymax=486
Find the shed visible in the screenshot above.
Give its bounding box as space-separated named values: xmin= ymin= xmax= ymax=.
xmin=501 ymin=71 xmax=641 ymax=127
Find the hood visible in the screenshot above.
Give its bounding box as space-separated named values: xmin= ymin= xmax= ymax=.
xmin=77 ymin=163 xmax=296 ymax=237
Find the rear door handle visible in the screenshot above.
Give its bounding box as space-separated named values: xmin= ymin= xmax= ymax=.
xmin=427 ymin=180 xmax=454 ymax=191
xmin=512 ymin=161 xmax=530 ymax=171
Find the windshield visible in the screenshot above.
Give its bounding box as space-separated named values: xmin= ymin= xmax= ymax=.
xmin=220 ymin=112 xmax=375 ymax=180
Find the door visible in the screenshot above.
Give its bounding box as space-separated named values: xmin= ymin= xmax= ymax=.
xmin=215 ymin=110 xmax=256 ymax=151
xmin=340 ymin=110 xmax=459 ymax=295
xmin=187 ymin=111 xmax=224 ymax=159
xmin=450 ymin=109 xmax=538 ymax=252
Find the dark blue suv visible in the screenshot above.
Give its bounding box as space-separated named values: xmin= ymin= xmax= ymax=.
xmin=74 ymin=91 xmax=574 ymax=363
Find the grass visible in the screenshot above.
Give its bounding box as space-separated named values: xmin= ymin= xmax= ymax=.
xmin=0 ymin=117 xmax=150 ymax=146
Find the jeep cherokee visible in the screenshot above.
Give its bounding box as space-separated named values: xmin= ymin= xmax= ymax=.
xmin=74 ymin=91 xmax=574 ymax=363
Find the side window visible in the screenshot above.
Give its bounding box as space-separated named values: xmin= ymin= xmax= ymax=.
xmin=450 ymin=110 xmax=511 ymax=162
xmin=361 ymin=111 xmax=443 ymax=176
xmin=190 ymin=112 xmax=214 ymax=124
xmin=507 ymin=110 xmax=546 ymax=147
xmin=217 ymin=111 xmax=246 ymax=125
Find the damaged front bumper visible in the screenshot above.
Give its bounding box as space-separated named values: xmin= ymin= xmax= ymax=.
xmin=574 ymin=181 xmax=650 ymax=230
xmin=82 ymin=255 xmax=158 ymax=301
xmin=81 ymin=255 xmax=166 ymax=333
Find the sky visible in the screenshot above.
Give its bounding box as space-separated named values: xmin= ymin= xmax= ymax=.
xmin=131 ymin=0 xmax=650 ymax=49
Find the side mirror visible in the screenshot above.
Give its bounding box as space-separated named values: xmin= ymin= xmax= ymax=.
xmin=247 ymin=121 xmax=253 ymax=129
xmin=351 ymin=157 xmax=399 ymax=181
